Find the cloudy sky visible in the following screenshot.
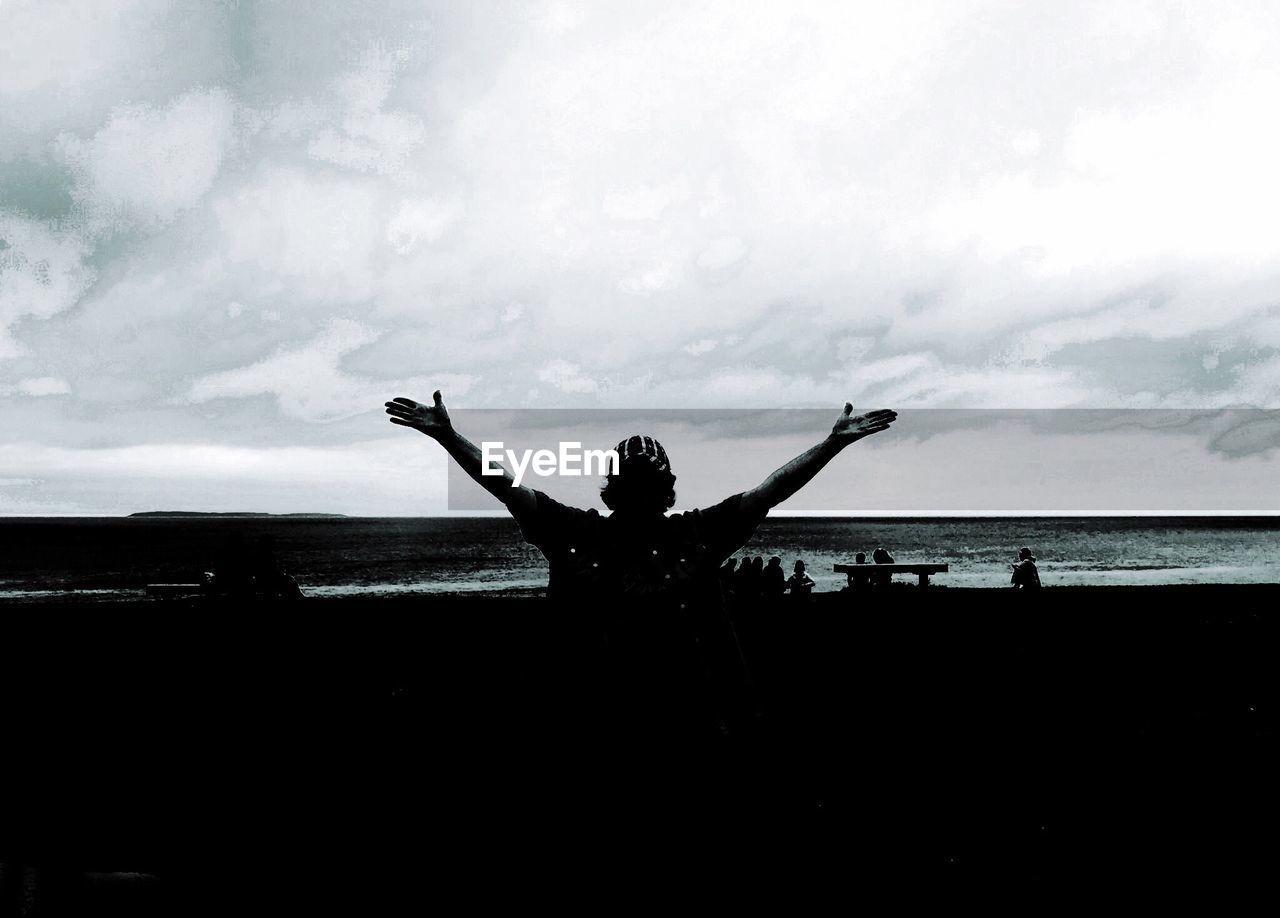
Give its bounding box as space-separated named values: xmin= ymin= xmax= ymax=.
xmin=2 ymin=0 xmax=1279 ymax=515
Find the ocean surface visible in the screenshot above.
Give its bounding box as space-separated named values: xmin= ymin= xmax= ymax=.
xmin=1 ymin=516 xmax=1278 ymax=602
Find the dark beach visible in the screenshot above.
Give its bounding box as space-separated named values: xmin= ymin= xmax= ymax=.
xmin=4 ymin=583 xmax=1278 ymax=908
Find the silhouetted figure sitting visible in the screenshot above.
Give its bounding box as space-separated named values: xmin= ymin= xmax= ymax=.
xmin=212 ymin=533 xmax=254 ymax=599
xmin=734 ymin=554 xmax=760 ymax=601
xmin=1011 ymin=547 xmax=1041 ymax=590
xmin=841 ymin=551 xmax=871 ymax=592
xmin=762 ymin=556 xmax=786 ymax=600
xmin=251 ymin=534 xmax=303 ymax=600
xmin=786 ymin=560 xmax=816 ymax=599
xmin=719 ymin=558 xmax=738 ymax=599
xmin=871 ymin=547 xmax=894 ymax=589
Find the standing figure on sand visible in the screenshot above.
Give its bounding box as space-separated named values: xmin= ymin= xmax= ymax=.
xmin=762 ymin=556 xmax=786 ymax=599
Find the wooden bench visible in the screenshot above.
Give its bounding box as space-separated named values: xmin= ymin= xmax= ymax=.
xmin=834 ymin=562 xmax=949 ymax=589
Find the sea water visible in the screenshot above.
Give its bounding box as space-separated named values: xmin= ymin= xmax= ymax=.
xmin=1 ymin=516 xmax=1278 ymax=602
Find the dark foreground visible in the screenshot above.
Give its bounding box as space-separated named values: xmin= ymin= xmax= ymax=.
xmin=3 ymin=584 xmax=1278 ymax=910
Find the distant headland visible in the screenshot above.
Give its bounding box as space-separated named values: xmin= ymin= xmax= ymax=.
xmin=128 ymin=511 xmax=349 ymax=518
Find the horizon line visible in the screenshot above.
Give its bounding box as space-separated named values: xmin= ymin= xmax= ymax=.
xmin=4 ymin=511 xmax=1280 ymax=520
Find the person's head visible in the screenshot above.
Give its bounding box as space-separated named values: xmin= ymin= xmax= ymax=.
xmin=767 ymin=556 xmax=781 ymax=568
xmin=794 ymin=560 xmax=806 ymax=573
xmin=724 ymin=558 xmax=737 ymax=571
xmin=873 ymin=547 xmax=891 ymax=564
xmin=752 ymin=556 xmax=764 ymax=572
xmin=1019 ymin=547 xmax=1036 ymax=562
xmin=855 ymin=552 xmax=866 ymax=564
xmin=600 ymin=435 xmax=676 ymax=514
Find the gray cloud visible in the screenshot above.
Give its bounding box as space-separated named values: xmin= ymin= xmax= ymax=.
xmin=2 ymin=0 xmax=1279 ymax=513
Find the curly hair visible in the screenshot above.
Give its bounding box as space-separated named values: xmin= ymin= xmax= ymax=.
xmin=600 ymin=459 xmax=677 ymax=513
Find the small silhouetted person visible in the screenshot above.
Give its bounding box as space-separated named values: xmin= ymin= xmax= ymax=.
xmin=735 ymin=554 xmax=760 ymax=600
xmin=842 ymin=551 xmax=871 ymax=592
xmin=762 ymin=556 xmax=786 ymax=599
xmin=213 ymin=533 xmax=253 ymax=598
xmin=1011 ymin=547 xmax=1041 ymax=590
xmin=786 ymin=560 xmax=816 ymax=598
xmin=251 ymin=534 xmax=303 ymax=600
xmin=719 ymin=557 xmax=739 ymax=603
xmin=871 ymin=546 xmax=894 ymax=589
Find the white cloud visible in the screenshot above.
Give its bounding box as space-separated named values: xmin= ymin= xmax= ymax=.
xmin=17 ymin=376 xmax=71 ymax=396
xmin=307 ymin=47 xmax=426 ymax=177
xmin=184 ymin=317 xmax=476 ymax=422
xmin=538 ymin=359 xmax=598 ymax=393
xmin=0 ymin=213 xmax=96 ymax=358
xmin=185 ymin=318 xmax=381 ymax=421
xmin=0 ymin=0 xmax=170 ymax=104
xmin=695 ymin=236 xmax=748 ymax=274
xmin=55 ymin=88 xmax=238 ymax=232
xmin=212 ymin=165 xmax=381 ymax=302
xmin=386 ymin=197 xmax=463 ymax=253
xmin=602 ymin=179 xmax=691 ymax=221
xmin=1008 ymin=129 xmax=1042 ymax=157
xmin=618 ymin=262 xmax=683 ymax=296
xmin=0 ymin=438 xmax=450 ymax=515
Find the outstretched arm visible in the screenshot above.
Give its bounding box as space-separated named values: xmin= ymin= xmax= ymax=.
xmin=740 ymin=405 xmax=897 ymax=518
xmin=384 ymin=392 xmax=536 ymax=519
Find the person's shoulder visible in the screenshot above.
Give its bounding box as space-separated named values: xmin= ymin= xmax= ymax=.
xmin=516 ymin=489 xmax=599 ymax=548
xmin=532 ymin=489 xmax=596 ymax=515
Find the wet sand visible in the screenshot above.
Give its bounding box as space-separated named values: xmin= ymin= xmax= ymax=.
xmin=3 ymin=583 xmax=1277 ymax=906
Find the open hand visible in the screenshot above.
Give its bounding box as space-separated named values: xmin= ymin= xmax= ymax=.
xmin=385 ymin=391 xmax=452 ymax=437
xmin=831 ymin=404 xmax=897 ymax=442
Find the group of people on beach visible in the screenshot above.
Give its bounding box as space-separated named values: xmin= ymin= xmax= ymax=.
xmin=721 ymin=544 xmax=1042 ymax=598
xmin=840 ymin=547 xmax=901 ymax=591
xmin=720 ymin=547 xmax=903 ymax=600
xmin=719 ymin=556 xmax=818 ymax=601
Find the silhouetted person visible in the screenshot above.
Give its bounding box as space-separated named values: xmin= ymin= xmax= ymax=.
xmin=786 ymin=560 xmax=816 ymax=598
xmin=251 ymin=534 xmax=303 ymax=600
xmin=762 ymin=556 xmax=786 ymax=599
xmin=842 ymin=551 xmax=870 ymax=592
xmin=735 ymin=554 xmax=760 ymax=600
xmin=385 ymin=391 xmax=896 ymax=816
xmin=1011 ymin=546 xmax=1041 ymax=590
xmin=719 ymin=558 xmax=738 ymax=598
xmin=871 ymin=546 xmax=894 ymax=589
xmin=213 ymin=533 xmax=253 ymax=599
